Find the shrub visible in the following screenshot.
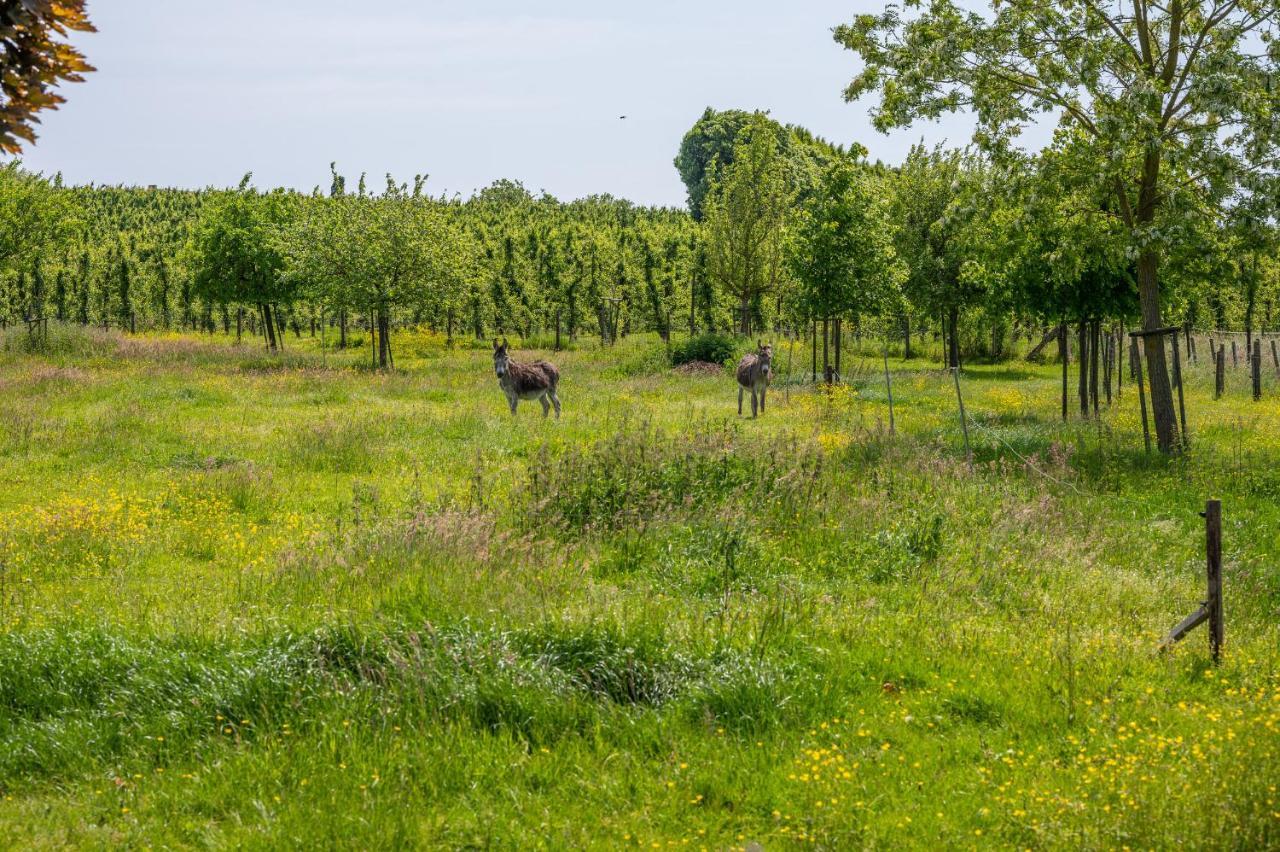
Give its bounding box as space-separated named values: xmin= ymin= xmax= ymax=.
xmin=670 ymin=333 xmax=737 ymax=367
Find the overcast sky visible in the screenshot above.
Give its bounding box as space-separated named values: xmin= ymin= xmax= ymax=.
xmin=19 ymin=1 xmax=1052 ymax=207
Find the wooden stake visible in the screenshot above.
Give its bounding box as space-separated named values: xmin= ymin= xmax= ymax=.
xmin=1059 ymin=324 xmax=1068 ymax=422
xmin=953 ymin=367 xmax=972 ymax=471
xmin=1159 ymin=499 xmax=1224 ymax=665
xmin=1133 ymin=336 xmax=1150 ymax=454
xmin=883 ymin=349 xmax=895 ymax=436
xmin=1252 ymin=339 xmax=1262 ymax=401
xmin=1206 ymin=499 xmax=1223 ymax=664
xmin=1215 ymin=347 xmax=1226 ymax=399
xmin=1171 ymin=334 xmax=1187 ymax=446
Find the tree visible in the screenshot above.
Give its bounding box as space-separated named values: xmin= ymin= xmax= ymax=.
xmin=836 ymin=0 xmax=1280 ymax=451
xmin=889 ymin=145 xmax=984 ymax=369
xmin=0 ymin=0 xmax=96 ymax=153
xmin=675 ymin=107 xmax=854 ymax=220
xmin=285 ymin=173 xmax=453 ymax=368
xmin=0 ymin=163 xmax=75 ymax=324
xmin=702 ymin=114 xmax=792 ymax=335
xmin=787 ymin=157 xmax=902 ymax=380
xmin=189 ymin=176 xmax=293 ymax=351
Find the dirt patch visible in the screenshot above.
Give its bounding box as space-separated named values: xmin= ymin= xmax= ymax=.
xmin=673 ymin=360 xmax=726 ymax=377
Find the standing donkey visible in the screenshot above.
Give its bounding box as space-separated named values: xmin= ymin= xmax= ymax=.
xmin=493 ymin=338 xmax=561 ymax=418
xmin=736 ymin=341 xmax=773 ymax=418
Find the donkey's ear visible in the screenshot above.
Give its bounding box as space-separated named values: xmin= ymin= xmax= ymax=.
xmin=493 ymin=338 xmax=500 ymax=351
xmin=502 ymin=337 xmax=509 ymax=348
xmin=757 ymin=339 xmax=763 ymax=349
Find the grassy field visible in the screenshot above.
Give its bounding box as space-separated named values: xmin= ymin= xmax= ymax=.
xmin=1 ymin=324 xmax=1278 ymax=849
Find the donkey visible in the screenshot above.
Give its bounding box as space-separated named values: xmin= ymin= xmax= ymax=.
xmin=493 ymin=338 xmax=561 ymax=418
xmin=736 ymin=341 xmax=773 ymax=418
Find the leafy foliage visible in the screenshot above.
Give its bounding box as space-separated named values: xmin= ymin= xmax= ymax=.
xmin=0 ymin=0 xmax=95 ymax=153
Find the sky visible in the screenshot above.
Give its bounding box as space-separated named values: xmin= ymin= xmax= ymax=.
xmin=20 ymin=1 xmax=1052 ymax=207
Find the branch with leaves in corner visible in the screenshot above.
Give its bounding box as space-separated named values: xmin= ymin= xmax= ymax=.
xmin=0 ymin=1 xmax=96 ymax=154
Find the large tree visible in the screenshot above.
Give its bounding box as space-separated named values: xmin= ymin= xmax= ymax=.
xmin=284 ymin=173 xmax=455 ymax=368
xmin=675 ymin=107 xmax=853 ymax=220
xmin=788 ymin=157 xmax=903 ymax=378
xmin=190 ymin=176 xmax=295 ymax=351
xmin=702 ymin=114 xmax=792 ymax=335
xmin=0 ymin=0 xmax=95 ymax=153
xmin=889 ymin=145 xmax=985 ymax=369
xmin=836 ymin=0 xmax=1280 ymax=451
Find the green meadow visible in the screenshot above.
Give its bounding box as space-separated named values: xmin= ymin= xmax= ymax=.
xmin=1 ymin=325 xmax=1278 ymax=849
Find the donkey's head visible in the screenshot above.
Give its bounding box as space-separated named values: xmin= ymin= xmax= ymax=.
xmin=493 ymin=338 xmax=511 ymax=378
xmin=757 ymin=340 xmax=774 ymax=377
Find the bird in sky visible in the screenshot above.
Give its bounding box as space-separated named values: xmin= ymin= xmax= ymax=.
xmin=618 ymin=115 xmax=627 ymax=119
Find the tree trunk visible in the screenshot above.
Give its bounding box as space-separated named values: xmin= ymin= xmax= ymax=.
xmin=903 ymin=314 xmax=912 ymax=360
xmin=339 ymin=309 xmax=348 ymax=349
xmin=261 ymin=303 xmax=278 ymax=352
xmin=1136 ymin=249 xmax=1177 ymax=450
xmin=378 ymin=309 xmax=391 ymax=369
xmin=739 ymin=294 xmax=751 ymax=336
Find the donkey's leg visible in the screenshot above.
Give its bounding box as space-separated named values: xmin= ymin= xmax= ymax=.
xmin=549 ymin=389 xmax=561 ymax=419
xmin=759 ymin=385 xmax=767 ymax=413
xmin=540 ymin=393 xmax=551 ymax=418
xmin=738 ymin=386 xmax=744 ymax=416
xmin=508 ymin=394 xmax=518 ymax=416
xmin=751 ymin=389 xmax=758 ymax=418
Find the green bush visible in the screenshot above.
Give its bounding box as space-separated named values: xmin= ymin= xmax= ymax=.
xmin=670 ymin=333 xmax=737 ymax=366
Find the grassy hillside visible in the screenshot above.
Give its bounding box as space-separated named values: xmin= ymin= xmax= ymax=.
xmin=1 ymin=326 xmax=1278 ymax=849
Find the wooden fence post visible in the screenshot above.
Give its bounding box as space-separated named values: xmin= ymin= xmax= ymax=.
xmin=1060 ymin=325 xmax=1069 ymax=422
xmin=1132 ymin=336 xmax=1151 ymax=454
xmin=1215 ymin=347 xmax=1226 ymax=399
xmin=1253 ymin=339 xmax=1263 ymax=401
xmin=1159 ymin=499 xmax=1223 ymax=665
xmin=883 ymin=349 xmax=895 ymax=436
xmin=952 ymin=367 xmax=972 ymax=471
xmin=1172 ymin=334 xmax=1188 ymax=445
xmin=1206 ymin=499 xmax=1223 ymax=664
xmin=1272 ymin=338 xmax=1279 ymax=376
xmin=1231 ymin=340 xmax=1238 ymax=368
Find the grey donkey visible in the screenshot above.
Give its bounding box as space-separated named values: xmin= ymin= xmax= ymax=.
xmin=493 ymin=338 xmax=561 ymax=418
xmin=736 ymin=341 xmax=773 ymax=418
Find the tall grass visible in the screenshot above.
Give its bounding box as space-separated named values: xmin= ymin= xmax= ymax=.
xmin=0 ymin=325 xmax=1278 ymax=848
